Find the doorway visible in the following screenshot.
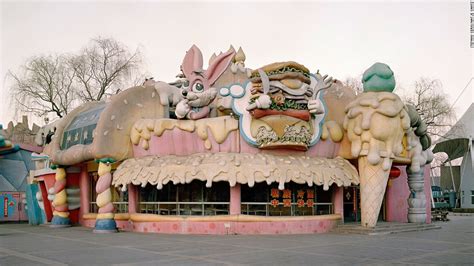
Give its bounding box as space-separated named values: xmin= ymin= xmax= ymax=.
xmin=343 ymin=186 xmax=387 ymax=223
xmin=0 ymin=192 xmax=28 ymax=222
xmin=343 ymin=186 xmax=360 ymax=222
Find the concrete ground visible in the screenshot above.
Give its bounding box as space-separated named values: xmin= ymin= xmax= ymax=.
xmin=0 ymin=216 xmax=473 ymax=266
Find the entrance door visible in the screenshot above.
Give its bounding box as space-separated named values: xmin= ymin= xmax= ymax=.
xmin=1 ymin=192 xmax=28 ymax=222
xmin=343 ymin=186 xmax=387 ymax=223
xmin=343 ymin=186 xmax=360 ymax=222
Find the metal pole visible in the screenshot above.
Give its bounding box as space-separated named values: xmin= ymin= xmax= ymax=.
xmin=430 ymin=168 xmax=436 ymax=208
xmin=457 ymin=137 xmax=472 ymax=208
xmin=448 ymin=160 xmax=456 ymax=192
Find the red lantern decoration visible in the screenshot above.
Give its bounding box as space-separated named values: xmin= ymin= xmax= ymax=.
xmin=307 ymin=189 xmax=314 ymax=199
xmin=271 ymin=188 xmax=280 ymax=198
xmin=283 ymin=199 xmax=291 ymax=207
xmin=306 ymin=199 xmax=314 ymax=207
xmin=297 ymin=190 xmax=305 ymax=198
xmin=282 ymin=189 xmax=291 ymax=199
xmin=271 ymin=199 xmax=279 ymax=207
xmin=297 ymin=199 xmax=305 ymax=208
xmin=389 ymin=166 xmax=401 ymax=179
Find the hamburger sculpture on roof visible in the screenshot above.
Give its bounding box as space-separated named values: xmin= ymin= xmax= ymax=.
xmin=246 ymin=61 xmax=326 ymax=150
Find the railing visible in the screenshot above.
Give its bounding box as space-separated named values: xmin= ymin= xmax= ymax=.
xmin=89 ymin=201 xmax=128 ymax=213
xmin=139 ymin=202 xmax=229 ymax=216
xmin=241 ymin=202 xmax=333 ymax=216
xmin=113 ymin=202 xmax=129 ymax=213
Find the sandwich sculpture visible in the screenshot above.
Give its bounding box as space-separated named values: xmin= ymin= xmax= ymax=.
xmin=224 ymin=61 xmax=332 ymax=150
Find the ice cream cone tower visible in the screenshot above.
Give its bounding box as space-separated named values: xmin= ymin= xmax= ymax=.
xmin=343 ymin=63 xmax=411 ymax=228
xmin=358 ymin=156 xmax=391 ymax=227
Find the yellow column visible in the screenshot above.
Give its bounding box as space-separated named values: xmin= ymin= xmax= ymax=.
xmin=51 ymin=167 xmax=70 ymax=227
xmin=94 ymin=161 xmax=117 ymax=233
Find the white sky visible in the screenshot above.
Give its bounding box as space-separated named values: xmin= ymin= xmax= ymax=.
xmin=1 ymin=0 xmax=473 ymax=127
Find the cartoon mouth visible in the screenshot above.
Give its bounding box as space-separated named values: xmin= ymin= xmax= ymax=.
xmin=250 ymin=109 xmax=310 ymax=121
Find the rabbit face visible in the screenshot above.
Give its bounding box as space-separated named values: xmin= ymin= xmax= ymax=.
xmin=182 ymin=86 xmax=218 ymax=107
xmin=180 ymin=45 xmax=235 ymax=108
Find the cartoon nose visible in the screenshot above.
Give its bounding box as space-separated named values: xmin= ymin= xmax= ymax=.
xmin=182 ymin=90 xmax=188 ymax=97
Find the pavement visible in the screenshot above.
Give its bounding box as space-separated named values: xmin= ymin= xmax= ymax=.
xmin=0 ymin=216 xmax=473 ymax=265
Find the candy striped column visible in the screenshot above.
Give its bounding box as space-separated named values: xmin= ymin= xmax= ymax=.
xmin=51 ymin=167 xmax=71 ymax=227
xmin=94 ymin=159 xmax=117 ymax=233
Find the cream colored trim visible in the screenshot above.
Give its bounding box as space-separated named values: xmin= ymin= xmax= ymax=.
xmin=113 ymin=152 xmax=359 ymax=191
xmin=83 ymin=213 xmax=97 ymax=220
xmin=82 ymin=213 xmax=130 ymax=220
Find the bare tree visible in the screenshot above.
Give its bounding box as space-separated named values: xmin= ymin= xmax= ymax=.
xmin=9 ymin=55 xmax=77 ymax=118
xmin=342 ymin=76 xmax=363 ymax=95
xmin=69 ymin=37 xmax=142 ymax=101
xmin=403 ymin=78 xmax=455 ymax=140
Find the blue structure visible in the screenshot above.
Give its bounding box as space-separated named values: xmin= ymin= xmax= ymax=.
xmin=0 ymin=124 xmax=41 ymax=223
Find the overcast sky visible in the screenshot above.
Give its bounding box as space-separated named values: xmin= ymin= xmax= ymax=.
xmin=1 ymin=0 xmax=473 ymax=127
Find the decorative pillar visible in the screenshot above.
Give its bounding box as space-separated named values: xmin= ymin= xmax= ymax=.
xmin=229 ymin=184 xmax=241 ymax=215
xmin=407 ymin=168 xmax=427 ymax=223
xmin=128 ymin=184 xmax=138 ymax=214
xmin=331 ymin=185 xmax=344 ymax=222
xmin=79 ymin=164 xmax=90 ymax=223
xmin=94 ymin=159 xmax=117 ymax=233
xmin=51 ymin=167 xmax=70 ymax=227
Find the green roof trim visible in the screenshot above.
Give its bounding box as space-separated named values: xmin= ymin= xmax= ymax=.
xmin=362 ymin=62 xmax=396 ymax=92
xmin=433 ymin=138 xmax=470 ymax=162
xmin=95 ymin=158 xmax=117 ymax=164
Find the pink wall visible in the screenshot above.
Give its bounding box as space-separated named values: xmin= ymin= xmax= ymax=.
xmin=229 ymin=184 xmax=241 ymax=215
xmin=130 ymin=218 xmax=339 ymax=234
xmin=79 ymin=164 xmax=89 ymax=225
xmin=385 ymin=166 xmax=409 ymax=223
xmin=133 ymin=129 xmax=240 ymax=157
xmin=331 ymin=185 xmax=344 ymax=222
xmin=424 ymin=166 xmax=432 ymax=223
xmin=385 ymin=165 xmax=432 ymax=223
xmin=128 ymin=184 xmax=139 ymax=213
xmin=132 ymin=127 xmax=341 ymax=159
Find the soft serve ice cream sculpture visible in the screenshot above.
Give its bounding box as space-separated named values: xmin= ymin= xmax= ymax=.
xmin=343 ymin=63 xmax=411 ymax=228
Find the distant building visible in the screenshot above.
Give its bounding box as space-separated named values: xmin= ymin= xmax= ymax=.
xmin=433 ymin=104 xmax=474 ymax=209
xmin=0 ymin=121 xmax=42 ymax=222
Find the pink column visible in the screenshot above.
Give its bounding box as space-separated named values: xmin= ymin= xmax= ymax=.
xmin=424 ymin=165 xmax=432 ymax=224
xmin=79 ymin=164 xmax=90 ymax=218
xmin=331 ymin=185 xmax=344 ymax=222
xmin=229 ymin=184 xmax=241 ymax=215
xmin=128 ymin=184 xmax=139 ymax=214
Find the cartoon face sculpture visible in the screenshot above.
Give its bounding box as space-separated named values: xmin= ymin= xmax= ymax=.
xmin=175 ymin=45 xmax=235 ymax=120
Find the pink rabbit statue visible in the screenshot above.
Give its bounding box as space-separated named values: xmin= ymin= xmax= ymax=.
xmin=175 ymin=45 xmax=235 ymax=120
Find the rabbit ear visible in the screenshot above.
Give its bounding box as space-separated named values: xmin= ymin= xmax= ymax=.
xmin=181 ymin=45 xmax=203 ymax=78
xmin=205 ymin=49 xmax=235 ymax=86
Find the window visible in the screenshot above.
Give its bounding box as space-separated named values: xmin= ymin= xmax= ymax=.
xmin=139 ymin=180 xmax=230 ymax=215
xmin=471 ymin=191 xmax=474 ymax=204
xmin=241 ymin=182 xmax=333 ymax=216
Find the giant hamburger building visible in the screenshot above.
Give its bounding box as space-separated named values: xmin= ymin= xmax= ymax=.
xmin=30 ymin=45 xmax=433 ymax=234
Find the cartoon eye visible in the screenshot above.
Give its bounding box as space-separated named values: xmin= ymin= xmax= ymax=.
xmin=183 ymin=80 xmax=189 ymax=88
xmin=192 ymin=82 xmax=204 ymax=92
